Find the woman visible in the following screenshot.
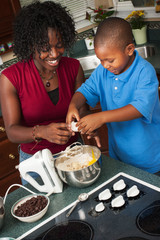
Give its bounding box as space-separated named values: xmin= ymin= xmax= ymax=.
xmin=0 ymin=1 xmax=93 ymax=172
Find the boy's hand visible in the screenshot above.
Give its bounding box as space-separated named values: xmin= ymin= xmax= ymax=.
xmin=87 ymin=131 xmax=101 ymax=148
xmin=77 ymin=113 xmax=103 ymax=134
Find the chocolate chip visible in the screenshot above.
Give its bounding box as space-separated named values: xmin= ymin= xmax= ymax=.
xmin=15 ymin=195 xmax=48 ymax=217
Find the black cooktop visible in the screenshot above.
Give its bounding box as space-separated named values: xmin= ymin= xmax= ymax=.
xmin=20 ymin=173 xmax=160 ymax=240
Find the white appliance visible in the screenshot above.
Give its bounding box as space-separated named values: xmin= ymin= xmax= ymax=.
xmin=17 ymin=149 xmax=63 ymax=194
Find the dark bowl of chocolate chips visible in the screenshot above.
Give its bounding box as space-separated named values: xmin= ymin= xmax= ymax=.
xmin=11 ymin=194 xmax=50 ymax=223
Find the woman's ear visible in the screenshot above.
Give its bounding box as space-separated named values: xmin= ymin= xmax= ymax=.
xmin=125 ymin=43 xmax=135 ymax=56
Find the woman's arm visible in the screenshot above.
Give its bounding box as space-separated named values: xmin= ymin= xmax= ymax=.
xmin=0 ymin=74 xmax=72 ymax=145
xmin=0 ymin=73 xmax=34 ymax=143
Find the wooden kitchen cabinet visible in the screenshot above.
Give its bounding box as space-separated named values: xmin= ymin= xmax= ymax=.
xmin=0 ymin=117 xmax=21 ymax=197
xmin=0 ymin=0 xmax=21 ymax=53
xmin=81 ymin=103 xmax=109 ymax=156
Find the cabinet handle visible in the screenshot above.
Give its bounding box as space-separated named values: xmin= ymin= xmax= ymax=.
xmin=0 ymin=126 xmax=5 ymax=132
xmin=9 ymin=154 xmax=16 ymax=160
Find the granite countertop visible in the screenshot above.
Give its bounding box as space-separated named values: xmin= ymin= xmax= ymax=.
xmin=0 ymin=154 xmax=160 ymax=239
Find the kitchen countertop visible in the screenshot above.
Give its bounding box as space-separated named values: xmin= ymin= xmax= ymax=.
xmin=0 ymin=154 xmax=160 ymax=239
xmin=76 ymin=42 xmax=160 ymax=78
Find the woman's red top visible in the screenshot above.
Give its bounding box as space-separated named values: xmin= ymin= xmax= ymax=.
xmin=2 ymin=57 xmax=79 ymax=154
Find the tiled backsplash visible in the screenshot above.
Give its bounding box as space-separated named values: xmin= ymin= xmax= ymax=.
xmin=147 ymin=22 xmax=160 ymax=42
xmin=71 ymin=21 xmax=160 ymax=57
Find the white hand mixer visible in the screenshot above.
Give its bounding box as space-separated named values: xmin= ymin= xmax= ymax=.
xmin=16 ymin=142 xmax=84 ymax=195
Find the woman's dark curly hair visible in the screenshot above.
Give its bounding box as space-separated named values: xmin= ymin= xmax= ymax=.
xmin=13 ymin=1 xmax=76 ymax=61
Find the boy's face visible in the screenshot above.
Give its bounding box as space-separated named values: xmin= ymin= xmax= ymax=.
xmin=95 ymin=43 xmax=135 ymax=75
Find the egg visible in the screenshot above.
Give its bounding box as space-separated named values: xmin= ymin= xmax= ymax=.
xmin=71 ymin=121 xmax=79 ymax=132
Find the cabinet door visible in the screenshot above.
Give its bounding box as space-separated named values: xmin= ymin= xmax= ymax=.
xmin=0 ymin=117 xmax=6 ymax=141
xmin=0 ymin=139 xmax=21 ymax=196
xmin=0 ymin=0 xmax=21 ymax=43
xmin=0 ymin=139 xmax=19 ymax=179
xmin=0 ymin=116 xmax=21 ymax=196
xmin=0 ymin=171 xmax=21 ymax=197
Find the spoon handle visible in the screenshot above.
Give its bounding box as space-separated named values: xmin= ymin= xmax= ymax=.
xmin=66 ymin=200 xmax=79 ymax=218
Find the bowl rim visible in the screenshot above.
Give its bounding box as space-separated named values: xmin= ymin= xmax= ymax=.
xmin=55 ymin=145 xmax=101 ymax=172
xmin=11 ymin=193 xmax=50 ymax=220
xmin=56 ymin=158 xmax=101 ymax=173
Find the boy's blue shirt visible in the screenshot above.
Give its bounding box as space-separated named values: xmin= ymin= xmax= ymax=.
xmin=77 ymin=50 xmax=160 ymax=173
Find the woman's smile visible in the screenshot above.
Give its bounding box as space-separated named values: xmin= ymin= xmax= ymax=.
xmin=46 ymin=59 xmax=59 ymax=67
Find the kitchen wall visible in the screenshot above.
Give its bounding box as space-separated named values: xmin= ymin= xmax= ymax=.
xmin=1 ymin=0 xmax=160 ymax=63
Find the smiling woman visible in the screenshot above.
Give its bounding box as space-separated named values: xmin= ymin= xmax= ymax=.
xmin=0 ymin=0 xmax=90 ymax=185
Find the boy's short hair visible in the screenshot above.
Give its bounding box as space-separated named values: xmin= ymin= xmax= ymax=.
xmin=94 ymin=17 xmax=134 ymax=50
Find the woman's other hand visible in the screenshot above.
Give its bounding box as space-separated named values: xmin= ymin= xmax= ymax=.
xmin=38 ymin=122 xmax=72 ymax=145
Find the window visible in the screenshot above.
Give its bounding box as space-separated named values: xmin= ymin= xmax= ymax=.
xmin=51 ymin=0 xmax=95 ymax=30
xmin=113 ymin=0 xmax=155 ymax=8
xmin=113 ymin=0 xmax=156 ymax=19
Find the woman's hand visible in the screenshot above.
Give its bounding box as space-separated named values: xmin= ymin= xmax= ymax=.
xmin=66 ymin=104 xmax=80 ymax=130
xmin=39 ymin=122 xmax=72 ymax=145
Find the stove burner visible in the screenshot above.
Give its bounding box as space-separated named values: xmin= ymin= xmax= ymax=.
xmin=137 ymin=204 xmax=160 ymax=236
xmin=42 ymin=220 xmax=93 ymax=240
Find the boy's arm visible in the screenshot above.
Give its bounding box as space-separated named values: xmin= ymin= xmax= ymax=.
xmin=66 ymin=92 xmax=87 ymax=124
xmin=66 ymin=92 xmax=101 ymax=147
xmin=77 ymin=104 xmax=142 ymax=134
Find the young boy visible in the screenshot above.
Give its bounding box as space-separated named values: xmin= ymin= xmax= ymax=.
xmin=66 ymin=17 xmax=160 ymax=174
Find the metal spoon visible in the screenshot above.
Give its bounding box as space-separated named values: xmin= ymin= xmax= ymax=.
xmin=66 ymin=193 xmax=89 ymax=218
